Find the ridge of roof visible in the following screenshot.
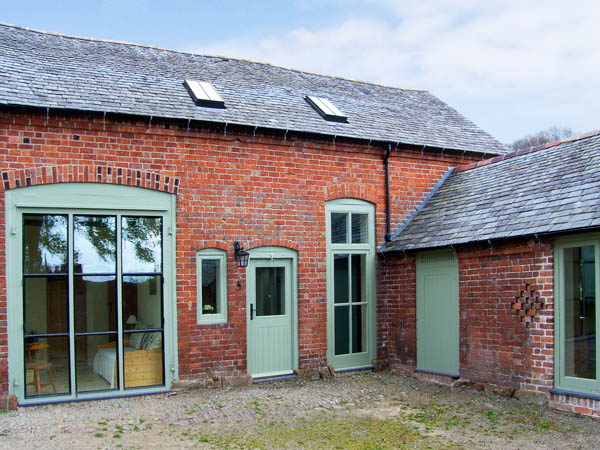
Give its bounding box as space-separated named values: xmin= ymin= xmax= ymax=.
xmin=0 ymin=22 xmax=426 ymax=94
xmin=455 ymin=129 xmax=600 ymax=173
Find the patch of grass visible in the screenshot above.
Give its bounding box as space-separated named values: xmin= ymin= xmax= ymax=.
xmin=405 ymin=403 xmax=471 ymax=432
xmin=196 ymin=415 xmax=455 ymax=449
xmin=93 ymin=432 xmax=104 ymax=438
xmin=250 ymin=400 xmax=262 ymax=414
xmin=486 ymin=410 xmax=498 ymax=424
xmin=511 ymin=413 xmax=565 ymax=433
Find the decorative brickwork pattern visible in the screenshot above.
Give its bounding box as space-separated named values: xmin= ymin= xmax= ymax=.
xmin=512 ymin=283 xmax=545 ymax=327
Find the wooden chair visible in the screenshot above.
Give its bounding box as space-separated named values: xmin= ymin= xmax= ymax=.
xmin=26 ymin=343 xmax=56 ymax=395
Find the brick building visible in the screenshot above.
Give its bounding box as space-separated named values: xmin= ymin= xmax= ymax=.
xmin=383 ymin=133 xmax=600 ymax=415
xmin=0 ymin=24 xmax=598 ymax=417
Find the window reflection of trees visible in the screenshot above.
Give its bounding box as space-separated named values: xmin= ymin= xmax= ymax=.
xmin=122 ymin=217 xmax=162 ymax=269
xmin=24 ymin=215 xmax=67 ymax=274
xmin=28 ymin=215 xmax=162 ymax=273
xmin=74 ymin=216 xmax=116 ymax=269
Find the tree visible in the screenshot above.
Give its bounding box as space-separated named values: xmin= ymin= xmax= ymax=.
xmin=509 ymin=126 xmax=575 ymax=152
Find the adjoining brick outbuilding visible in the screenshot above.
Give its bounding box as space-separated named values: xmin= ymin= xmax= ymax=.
xmin=383 ymin=132 xmax=600 ymax=416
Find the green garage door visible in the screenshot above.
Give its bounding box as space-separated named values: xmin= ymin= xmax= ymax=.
xmin=416 ymin=249 xmax=459 ymax=377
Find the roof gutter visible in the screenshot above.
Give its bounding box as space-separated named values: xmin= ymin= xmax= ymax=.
xmin=0 ymin=103 xmax=504 ymax=158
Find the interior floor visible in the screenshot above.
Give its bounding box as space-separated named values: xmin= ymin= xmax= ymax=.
xmin=26 ymin=359 xmax=112 ymax=398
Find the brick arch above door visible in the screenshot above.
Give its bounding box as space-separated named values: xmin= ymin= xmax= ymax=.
xmin=1 ymin=165 xmax=180 ymax=194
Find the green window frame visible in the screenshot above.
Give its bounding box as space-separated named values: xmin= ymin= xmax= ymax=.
xmin=196 ymin=249 xmax=228 ymax=324
xmin=325 ymin=199 xmax=376 ymax=370
xmin=6 ymin=183 xmax=177 ymax=404
xmin=554 ymin=233 xmax=600 ymax=395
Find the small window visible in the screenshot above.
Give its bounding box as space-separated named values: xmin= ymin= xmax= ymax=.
xmin=184 ymin=80 xmax=225 ymax=108
xmin=305 ymin=96 xmax=348 ymax=122
xmin=197 ymin=249 xmax=227 ymax=324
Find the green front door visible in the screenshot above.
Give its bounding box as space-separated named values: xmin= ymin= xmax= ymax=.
xmin=416 ymin=249 xmax=460 ymax=377
xmin=246 ymin=254 xmax=296 ymax=378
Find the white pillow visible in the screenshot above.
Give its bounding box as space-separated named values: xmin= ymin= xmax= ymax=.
xmin=129 ymin=322 xmax=147 ymax=349
xmin=146 ymin=333 xmax=162 ymax=350
xmin=140 ymin=332 xmax=154 ymax=349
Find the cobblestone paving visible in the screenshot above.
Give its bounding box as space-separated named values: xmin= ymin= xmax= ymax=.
xmin=2 ymin=372 xmax=600 ymax=449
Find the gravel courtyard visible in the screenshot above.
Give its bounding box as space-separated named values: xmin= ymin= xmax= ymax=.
xmin=2 ymin=371 xmax=600 ymax=449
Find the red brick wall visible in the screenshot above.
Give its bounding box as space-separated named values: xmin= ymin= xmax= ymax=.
xmin=384 ymin=237 xmax=554 ymax=393
xmin=0 ymin=107 xmax=483 ymax=395
xmin=458 ymin=238 xmax=554 ymax=393
xmin=377 ymin=252 xmax=417 ymax=371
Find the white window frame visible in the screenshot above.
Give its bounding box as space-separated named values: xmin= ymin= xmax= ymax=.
xmin=197 ymin=249 xmax=228 ymax=324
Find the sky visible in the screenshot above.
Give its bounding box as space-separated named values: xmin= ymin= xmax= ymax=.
xmin=3 ymin=0 xmax=599 ymax=144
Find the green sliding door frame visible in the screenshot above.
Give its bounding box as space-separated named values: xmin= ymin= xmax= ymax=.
xmin=6 ymin=183 xmax=177 ymax=404
xmin=554 ymin=232 xmax=600 ymax=395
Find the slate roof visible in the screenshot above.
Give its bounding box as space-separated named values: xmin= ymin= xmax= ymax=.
xmin=385 ymin=131 xmax=600 ymax=251
xmin=0 ymin=24 xmax=506 ymax=155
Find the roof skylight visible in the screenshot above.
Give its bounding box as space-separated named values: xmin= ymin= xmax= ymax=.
xmin=184 ymin=80 xmax=225 ymax=108
xmin=305 ymin=96 xmax=347 ymax=123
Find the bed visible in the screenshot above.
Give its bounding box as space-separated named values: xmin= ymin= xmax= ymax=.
xmin=93 ymin=338 xmax=163 ymax=388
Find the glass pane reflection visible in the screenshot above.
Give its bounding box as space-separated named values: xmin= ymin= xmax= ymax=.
xmin=334 ymin=254 xmax=349 ymax=303
xmin=74 ymin=276 xmax=117 ymax=333
xmin=334 ymin=305 xmax=349 ymax=355
xmin=255 ymin=267 xmax=285 ymax=316
xmin=351 ymin=214 xmax=367 ymax=243
xmin=564 ymin=246 xmax=596 ymax=379
xmin=23 ymin=214 xmax=67 ymax=274
xmin=351 ymin=254 xmax=366 ymax=303
xmin=24 ymin=276 xmax=68 ymax=335
xmin=76 ymin=334 xmax=118 ymax=392
xmin=122 ymin=276 xmax=162 ymax=329
xmin=201 ymin=259 xmax=219 ymax=314
xmin=124 ymin=331 xmax=164 ymax=389
xmin=352 ymin=305 xmax=366 ymax=353
xmin=122 ymin=217 xmax=162 ymax=274
xmin=74 ymin=216 xmax=116 ymax=274
xmin=331 ymin=213 xmax=347 ymax=244
xmin=24 ymin=336 xmax=70 ymax=398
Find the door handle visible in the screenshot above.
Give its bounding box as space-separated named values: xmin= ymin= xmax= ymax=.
xmin=250 ymin=304 xmax=255 ymax=320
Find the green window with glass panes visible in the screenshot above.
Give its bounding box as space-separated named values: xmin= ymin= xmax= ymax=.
xmin=197 ymin=249 xmax=227 ymax=324
xmin=6 ymin=183 xmax=176 ymax=404
xmin=326 ymin=199 xmax=376 ymax=370
xmin=555 ymin=233 xmax=600 ymax=395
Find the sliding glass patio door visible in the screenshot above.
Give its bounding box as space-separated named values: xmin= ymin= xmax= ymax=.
xmin=23 ymin=212 xmax=165 ymax=398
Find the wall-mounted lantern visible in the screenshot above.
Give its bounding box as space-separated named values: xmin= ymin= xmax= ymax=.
xmin=234 ymin=241 xmax=249 ymax=268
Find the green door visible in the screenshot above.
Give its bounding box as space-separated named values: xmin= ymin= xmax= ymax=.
xmin=247 ymin=256 xmax=295 ymax=378
xmin=416 ymin=249 xmax=459 ymax=377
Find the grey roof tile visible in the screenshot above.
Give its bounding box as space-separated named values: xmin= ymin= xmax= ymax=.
xmin=0 ymin=24 xmax=506 ymax=155
xmin=385 ymin=132 xmax=600 ymax=251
